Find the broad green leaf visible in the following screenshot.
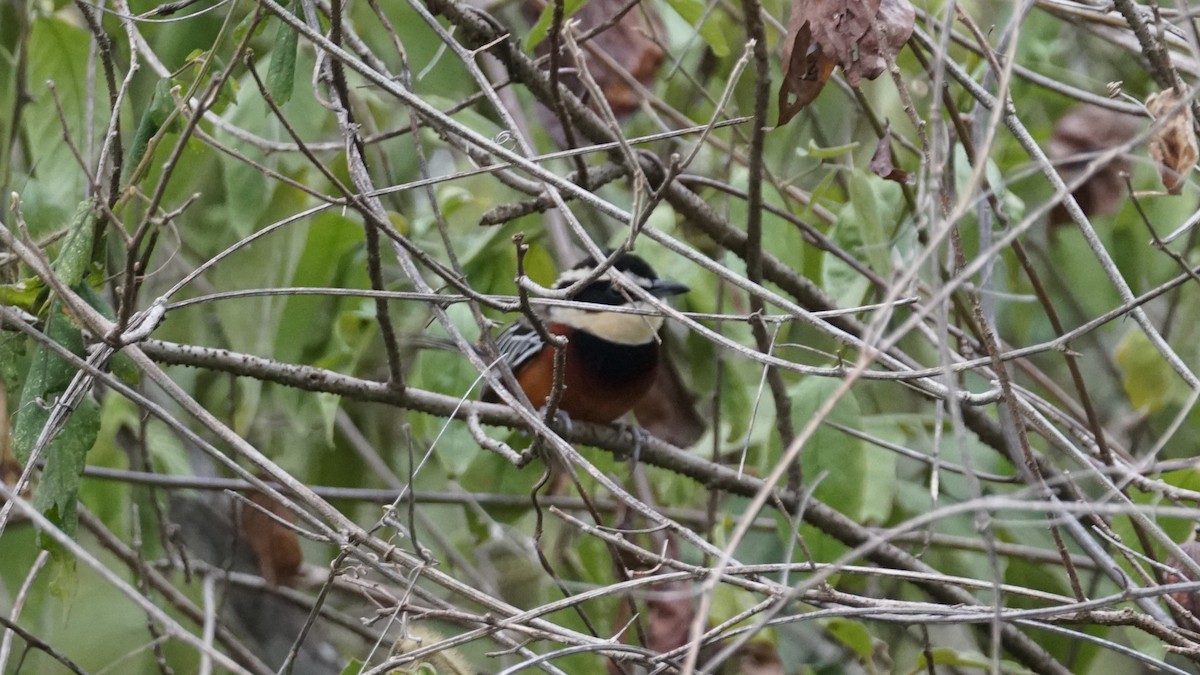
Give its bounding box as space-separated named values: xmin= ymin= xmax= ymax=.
xmin=338 ymin=659 xmax=365 ymax=675
xmin=523 ymin=0 xmax=588 ymax=51
xmin=823 ymin=618 xmax=875 ymax=662
xmin=0 ymin=278 xmax=45 ymax=311
xmin=0 ymin=335 xmax=29 ymax=403
xmin=824 ymin=206 xmax=871 ymax=308
xmin=52 ymin=199 xmax=96 ymax=287
xmin=126 ymin=79 xmax=178 ymax=183
xmin=790 ymin=377 xmax=892 ymax=524
xmin=1115 ymin=329 xmax=1176 ymax=413
xmin=12 ymin=310 xmax=87 ymax=466
xmin=847 ymin=171 xmax=896 ymax=276
xmin=12 ymin=309 xmax=100 ymax=540
xmin=34 ymin=397 xmax=100 ymax=538
xmin=662 ymin=0 xmax=731 ymax=57
xmin=266 ymin=3 xmax=299 ymax=106
xmin=20 ymin=17 xmax=92 ymax=229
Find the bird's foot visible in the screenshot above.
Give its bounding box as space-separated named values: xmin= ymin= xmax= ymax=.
xmin=615 ymin=422 xmax=652 ymax=463
xmin=541 ymin=407 xmax=574 ymax=436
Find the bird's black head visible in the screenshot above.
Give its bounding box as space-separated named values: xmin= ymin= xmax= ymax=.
xmin=554 ymin=252 xmax=688 ymax=306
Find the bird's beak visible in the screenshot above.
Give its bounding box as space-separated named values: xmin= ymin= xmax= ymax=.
xmin=648 ymin=279 xmax=689 ymax=298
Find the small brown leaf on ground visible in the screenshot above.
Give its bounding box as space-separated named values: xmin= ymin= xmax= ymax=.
xmin=779 ymin=0 xmax=915 ymax=124
xmin=240 ymin=487 xmax=303 ymax=587
xmin=869 ymin=123 xmax=912 ymax=184
xmin=1146 ymin=89 xmax=1198 ymax=194
xmin=1047 ymin=104 xmax=1142 ymax=226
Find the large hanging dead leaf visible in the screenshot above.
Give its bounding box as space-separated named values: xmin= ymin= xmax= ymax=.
xmin=525 ymin=0 xmax=664 ymax=142
xmin=779 ymin=0 xmax=914 ymax=124
xmin=1047 ymin=104 xmax=1141 ymax=226
xmin=1146 ymin=88 xmax=1198 ymax=194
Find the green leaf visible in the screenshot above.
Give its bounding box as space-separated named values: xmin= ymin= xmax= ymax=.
xmin=797 ymin=139 xmax=860 ymax=159
xmin=52 ymin=199 xmax=97 ymax=287
xmin=1115 ymin=329 xmax=1176 ymax=413
xmin=338 ymin=658 xmax=365 ymax=675
xmin=0 ymin=278 xmax=45 ymax=311
xmin=126 ymin=79 xmax=177 ymax=183
xmin=824 ymin=618 xmax=874 ymax=662
xmin=662 ymin=0 xmax=731 ymax=57
xmin=266 ymin=3 xmax=299 ymax=106
xmin=34 ymin=397 xmax=100 ymax=538
xmin=523 ymin=0 xmax=588 ymax=51
xmin=13 ymin=310 xmax=87 ymax=466
xmin=910 ymin=647 xmax=1035 ymax=674
xmin=11 ymin=309 xmax=99 ymax=540
xmin=847 ymin=171 xmax=897 ymax=277
xmin=790 ymin=377 xmax=892 ymax=524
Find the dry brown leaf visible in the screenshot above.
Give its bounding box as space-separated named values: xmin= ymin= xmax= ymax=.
xmin=808 ymin=0 xmax=880 ymax=84
xmin=778 ymin=16 xmax=836 ymax=124
xmin=1146 ymin=89 xmax=1198 ymax=194
xmin=1047 ymin=104 xmax=1141 ymax=226
xmin=779 ymin=0 xmax=914 ymax=124
xmin=570 ymin=0 xmax=663 ymax=116
xmin=240 ymin=487 xmax=303 ymax=587
xmin=846 ymin=0 xmax=915 ymax=84
xmin=869 ymin=123 xmax=912 ymax=184
xmin=527 ymin=0 xmax=664 ymax=142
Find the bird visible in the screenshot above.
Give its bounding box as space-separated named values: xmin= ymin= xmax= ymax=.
xmin=481 ymin=252 xmax=689 ymax=424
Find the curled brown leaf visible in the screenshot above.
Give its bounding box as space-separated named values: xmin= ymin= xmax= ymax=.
xmin=526 ymin=0 xmax=664 ymax=143
xmin=1146 ymin=88 xmax=1198 ymax=194
xmin=1047 ymin=104 xmax=1141 ymax=226
xmin=778 ymin=0 xmax=914 ymax=124
xmin=869 ymin=123 xmax=912 ymax=184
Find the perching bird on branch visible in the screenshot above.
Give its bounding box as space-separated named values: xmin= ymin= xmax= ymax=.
xmin=482 ymin=252 xmax=690 ymax=426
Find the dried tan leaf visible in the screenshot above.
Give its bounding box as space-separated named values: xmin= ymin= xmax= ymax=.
xmin=1146 ymin=89 xmax=1198 ymax=194
xmin=844 ymin=0 xmax=915 ymax=85
xmin=808 ymin=0 xmax=880 ymax=83
xmin=526 ymin=0 xmax=664 ymax=142
xmin=778 ymin=0 xmax=914 ymax=124
xmin=778 ymin=15 xmax=836 ymax=124
xmin=869 ymin=123 xmax=912 ymax=184
xmin=1047 ymin=104 xmax=1141 ymax=226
